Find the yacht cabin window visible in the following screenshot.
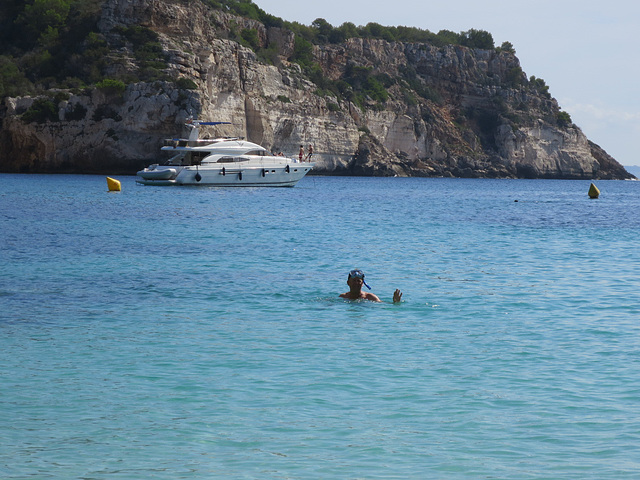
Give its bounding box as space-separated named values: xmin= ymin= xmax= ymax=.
xmin=217 ymin=156 xmax=250 ymax=163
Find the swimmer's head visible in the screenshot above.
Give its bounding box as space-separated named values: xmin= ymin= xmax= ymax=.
xmin=348 ymin=269 xmax=371 ymax=290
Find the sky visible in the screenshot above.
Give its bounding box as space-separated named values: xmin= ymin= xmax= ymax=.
xmin=255 ymin=0 xmax=640 ymax=166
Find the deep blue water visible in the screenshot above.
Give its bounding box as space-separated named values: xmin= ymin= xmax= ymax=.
xmin=1 ymin=174 xmax=640 ymax=479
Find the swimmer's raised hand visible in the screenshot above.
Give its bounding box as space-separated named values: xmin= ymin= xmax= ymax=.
xmin=393 ymin=289 xmax=402 ymax=303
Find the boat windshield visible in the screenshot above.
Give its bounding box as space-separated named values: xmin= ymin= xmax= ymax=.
xmin=165 ymin=153 xmax=184 ymax=166
xmin=164 ymin=151 xmax=208 ymax=166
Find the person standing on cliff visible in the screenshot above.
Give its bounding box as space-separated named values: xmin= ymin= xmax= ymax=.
xmin=306 ymin=144 xmax=314 ymax=161
xmin=299 ymin=145 xmax=305 ymax=162
xmin=340 ymin=269 xmax=402 ymax=303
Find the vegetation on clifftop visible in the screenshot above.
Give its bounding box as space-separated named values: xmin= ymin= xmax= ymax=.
xmin=2 ymin=0 xmax=513 ymax=98
xmin=0 ymin=0 xmax=103 ymax=95
xmin=205 ymin=0 xmax=499 ymax=49
xmin=0 ymin=0 xmax=173 ymax=97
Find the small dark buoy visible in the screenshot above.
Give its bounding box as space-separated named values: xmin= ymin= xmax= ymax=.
xmin=588 ymin=183 xmax=600 ymax=199
xmin=514 ymin=199 xmax=518 ymax=202
xmin=194 ymin=168 xmax=202 ymax=182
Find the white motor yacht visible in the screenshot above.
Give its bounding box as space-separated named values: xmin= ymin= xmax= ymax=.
xmin=136 ymin=121 xmax=314 ymax=187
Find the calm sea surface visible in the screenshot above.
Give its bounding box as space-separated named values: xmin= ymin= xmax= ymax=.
xmin=1 ymin=174 xmax=640 ymax=479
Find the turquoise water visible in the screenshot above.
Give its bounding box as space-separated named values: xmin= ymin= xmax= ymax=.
xmin=2 ymin=174 xmax=640 ymax=479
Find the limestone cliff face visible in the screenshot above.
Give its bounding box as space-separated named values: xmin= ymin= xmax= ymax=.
xmin=0 ymin=0 xmax=632 ymax=179
xmin=1 ymin=83 xmax=199 ymax=173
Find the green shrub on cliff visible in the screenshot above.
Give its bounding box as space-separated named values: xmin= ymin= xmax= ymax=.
xmin=64 ymin=102 xmax=87 ymax=121
xmin=291 ymin=35 xmax=314 ymax=68
xmin=0 ymin=56 xmax=32 ymax=97
xmin=460 ymin=29 xmax=494 ymax=49
xmin=505 ymin=66 xmax=525 ymax=87
xmin=111 ymin=25 xmax=169 ymax=82
xmin=360 ymin=22 xmax=396 ymax=42
xmin=14 ymin=0 xmax=71 ymax=49
xmin=556 ymin=111 xmax=572 ymax=128
xmin=256 ymin=42 xmax=280 ymax=65
xmin=204 ymin=0 xmax=282 ymax=27
xmin=399 ymin=65 xmax=442 ymax=104
xmin=498 ymin=41 xmax=516 ymax=54
xmin=344 ymin=66 xmax=389 ymax=104
xmin=302 ymin=62 xmax=392 ymax=109
xmin=96 ymin=78 xmax=126 ymax=95
xmin=114 ymin=26 xmax=166 ymax=62
xmin=529 ymin=76 xmax=551 ymax=98
xmin=22 ymin=97 xmax=59 ymax=123
xmin=240 ymin=28 xmax=260 ymax=50
xmin=176 ymin=77 xmax=198 ymax=90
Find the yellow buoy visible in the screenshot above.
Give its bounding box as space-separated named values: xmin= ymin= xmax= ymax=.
xmin=106 ymin=177 xmax=121 ymax=192
xmin=588 ymin=182 xmax=600 ymax=199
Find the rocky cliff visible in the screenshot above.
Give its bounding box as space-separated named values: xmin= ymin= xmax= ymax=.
xmin=0 ymin=0 xmax=632 ymax=179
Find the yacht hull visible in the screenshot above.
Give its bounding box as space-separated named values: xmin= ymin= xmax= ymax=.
xmin=136 ymin=163 xmax=314 ymax=187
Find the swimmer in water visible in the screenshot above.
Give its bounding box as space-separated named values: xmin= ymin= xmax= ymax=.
xmin=340 ymin=269 xmax=402 ymax=303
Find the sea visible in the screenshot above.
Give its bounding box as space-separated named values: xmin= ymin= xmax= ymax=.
xmin=1 ymin=173 xmax=640 ymax=479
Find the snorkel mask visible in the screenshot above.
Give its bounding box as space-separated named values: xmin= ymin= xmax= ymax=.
xmin=348 ymin=269 xmax=371 ymax=290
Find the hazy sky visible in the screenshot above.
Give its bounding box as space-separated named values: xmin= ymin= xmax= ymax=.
xmin=255 ymin=0 xmax=640 ymax=166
